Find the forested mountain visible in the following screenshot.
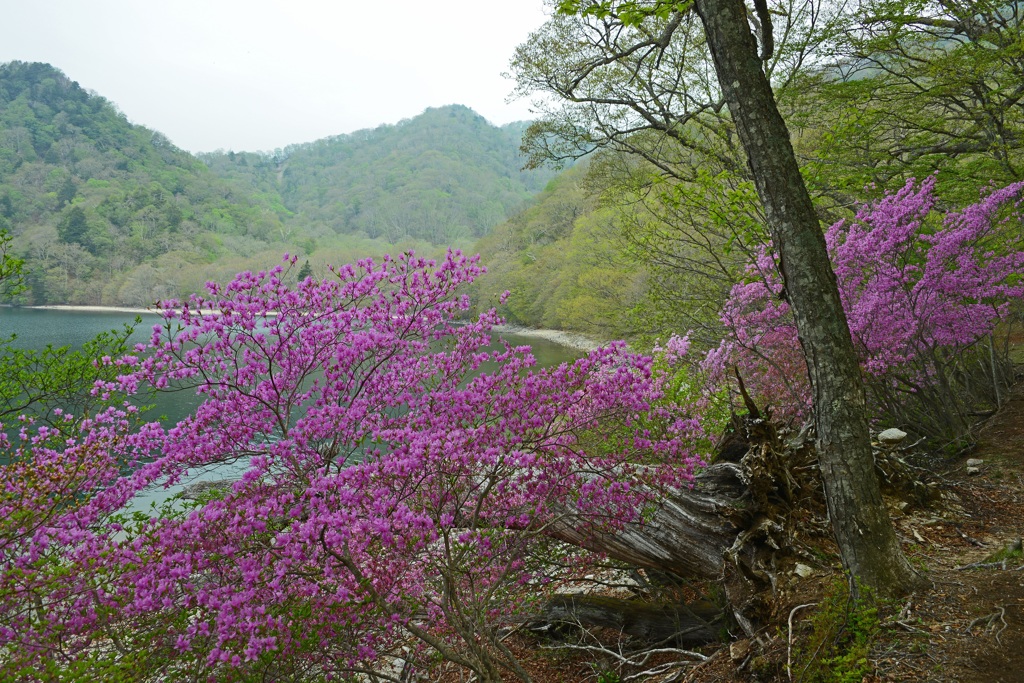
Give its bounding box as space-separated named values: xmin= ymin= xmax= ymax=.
xmin=201 ymin=107 xmax=551 ymax=245
xmin=0 ymin=62 xmax=294 ymax=305
xmin=0 ymin=62 xmax=550 ymax=306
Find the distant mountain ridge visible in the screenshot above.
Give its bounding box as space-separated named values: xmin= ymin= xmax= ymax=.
xmin=0 ymin=62 xmax=553 ymax=306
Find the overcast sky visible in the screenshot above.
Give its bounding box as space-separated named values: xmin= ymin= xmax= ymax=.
xmin=1 ymin=0 xmax=551 ymax=154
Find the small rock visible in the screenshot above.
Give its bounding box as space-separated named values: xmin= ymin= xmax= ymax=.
xmin=180 ymin=479 xmax=234 ymax=500
xmin=878 ymin=428 xmax=908 ymax=445
xmin=794 ymin=563 xmax=814 ymax=578
xmin=730 ymin=639 xmax=752 ymax=661
xmin=966 ymin=458 xmax=984 ymax=468
xmin=966 ymin=466 xmax=981 ymax=476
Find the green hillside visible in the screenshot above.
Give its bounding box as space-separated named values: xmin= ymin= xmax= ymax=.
xmin=0 ymin=62 xmax=298 ymax=304
xmin=0 ymin=62 xmax=550 ymax=306
xmin=472 ymin=164 xmax=641 ymax=339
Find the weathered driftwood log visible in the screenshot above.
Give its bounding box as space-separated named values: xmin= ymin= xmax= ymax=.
xmin=536 ymin=408 xmax=941 ymax=645
xmin=553 ymin=414 xmax=813 ymax=577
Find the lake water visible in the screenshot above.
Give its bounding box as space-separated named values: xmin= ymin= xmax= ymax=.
xmin=0 ymin=307 xmax=582 ymax=511
xmin=0 ymin=307 xmax=581 ymax=423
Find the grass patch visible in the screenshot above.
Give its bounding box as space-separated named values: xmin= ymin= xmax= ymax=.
xmin=983 ymin=538 xmax=1023 ymax=564
xmin=791 ymin=578 xmax=882 ymax=683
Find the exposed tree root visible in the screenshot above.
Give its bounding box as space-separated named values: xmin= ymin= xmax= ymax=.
xmin=964 ymin=605 xmax=1008 ymax=644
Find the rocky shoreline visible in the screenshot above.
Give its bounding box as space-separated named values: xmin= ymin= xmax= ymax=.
xmin=491 ymin=324 xmax=601 ymax=352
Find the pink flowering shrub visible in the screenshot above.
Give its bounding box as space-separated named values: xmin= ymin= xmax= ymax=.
xmin=653 ymin=333 xmax=732 ymax=447
xmin=706 ymin=178 xmax=1024 ymax=443
xmin=0 ymin=407 xmax=166 ymax=681
xmin=1 ymin=251 xmax=703 ymax=680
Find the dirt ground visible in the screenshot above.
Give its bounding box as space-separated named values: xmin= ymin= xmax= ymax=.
xmin=866 ymin=380 xmax=1024 ymax=683
xmin=433 ymin=381 xmax=1024 ymax=683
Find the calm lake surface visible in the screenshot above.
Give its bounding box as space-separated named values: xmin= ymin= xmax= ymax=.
xmin=0 ymin=307 xmax=582 ymax=511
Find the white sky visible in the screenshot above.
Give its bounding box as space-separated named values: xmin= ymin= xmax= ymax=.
xmin=0 ymin=0 xmax=551 ymax=154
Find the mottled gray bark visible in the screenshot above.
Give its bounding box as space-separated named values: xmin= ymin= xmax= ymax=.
xmin=690 ymin=0 xmax=920 ymax=595
xmin=549 ymin=462 xmax=746 ymax=579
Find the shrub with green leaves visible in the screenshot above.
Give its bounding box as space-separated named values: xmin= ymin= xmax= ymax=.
xmin=792 ymin=579 xmax=881 ymax=683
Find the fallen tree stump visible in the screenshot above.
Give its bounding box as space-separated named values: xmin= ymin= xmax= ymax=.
xmin=534 ymin=411 xmax=937 ymax=647
xmin=539 ymin=413 xmax=819 ymax=641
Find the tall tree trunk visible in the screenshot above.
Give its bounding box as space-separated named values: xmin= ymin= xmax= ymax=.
xmin=690 ymin=0 xmax=920 ymax=595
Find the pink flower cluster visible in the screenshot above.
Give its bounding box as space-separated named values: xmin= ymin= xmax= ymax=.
xmin=705 ymin=177 xmax=1024 ymax=416
xmin=2 ymin=250 xmax=703 ymax=678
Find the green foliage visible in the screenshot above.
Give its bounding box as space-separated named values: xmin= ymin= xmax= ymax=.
xmin=473 ymin=163 xmax=646 ymax=339
xmin=472 ymin=141 xmax=777 ymax=354
xmin=615 ymin=164 xmax=767 ymax=347
xmin=57 ymin=205 xmax=88 ymax=244
xmin=556 ymin=0 xmax=690 ymax=25
xmin=200 ymin=106 xmax=553 ymax=245
xmin=792 ymin=579 xmax=882 ymax=683
xmin=787 ymin=1 xmax=1024 ymax=205
xmin=0 ymin=229 xmax=24 ymax=299
xmin=0 ymin=319 xmax=144 ymax=426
